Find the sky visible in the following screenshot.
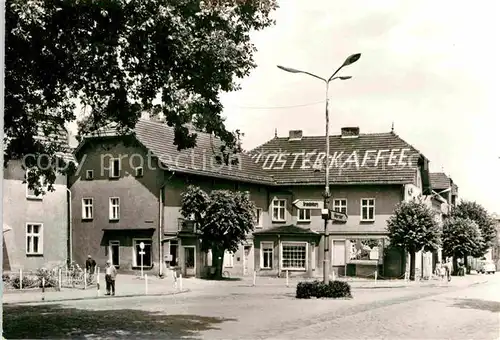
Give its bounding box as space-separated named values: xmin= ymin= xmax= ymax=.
xmin=68 ymin=0 xmax=499 ymax=213
xmin=217 ymin=0 xmax=500 ymax=214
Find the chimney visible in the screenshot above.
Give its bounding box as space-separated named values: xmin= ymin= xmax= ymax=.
xmin=288 ymin=130 xmax=303 ymax=141
xmin=341 ymin=127 xmax=360 ymax=139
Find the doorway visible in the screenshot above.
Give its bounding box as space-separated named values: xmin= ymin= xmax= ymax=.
xmin=243 ymin=245 xmax=251 ymax=275
xmin=109 ymin=241 xmax=120 ymax=267
xmin=169 ymin=242 xmax=178 ymax=267
xmin=183 ymin=246 xmax=196 ymax=277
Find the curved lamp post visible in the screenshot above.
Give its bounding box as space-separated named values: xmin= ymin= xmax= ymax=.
xmin=277 ymin=53 xmax=361 ymax=284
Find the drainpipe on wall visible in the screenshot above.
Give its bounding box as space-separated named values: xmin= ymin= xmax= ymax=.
xmin=66 ymin=187 xmax=72 ymax=265
xmin=159 ymin=181 xmax=168 ymax=277
xmin=277 ymin=234 xmax=281 ymax=278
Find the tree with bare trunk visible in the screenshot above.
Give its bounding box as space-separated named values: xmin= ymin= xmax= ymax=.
xmin=387 ymin=200 xmax=441 ymax=281
xmin=442 ymin=216 xmax=483 ymax=275
xmin=180 ymin=185 xmax=256 ymax=279
xmin=450 ymin=201 xmax=496 ymax=272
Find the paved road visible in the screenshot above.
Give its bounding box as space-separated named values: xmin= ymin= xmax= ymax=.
xmin=263 ymin=277 xmax=500 ymax=340
xmin=4 ymin=274 xmax=499 ymax=339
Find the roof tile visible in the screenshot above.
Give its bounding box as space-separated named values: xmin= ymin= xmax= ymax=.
xmin=248 ymin=132 xmax=424 ymax=185
xmin=253 ymin=224 xmax=319 ymax=235
xmin=76 ymin=121 xmax=432 ymax=186
xmin=429 ymin=172 xmax=451 ymax=190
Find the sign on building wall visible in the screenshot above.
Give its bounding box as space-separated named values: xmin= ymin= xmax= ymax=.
xmin=331 ymin=211 xmax=348 ymax=222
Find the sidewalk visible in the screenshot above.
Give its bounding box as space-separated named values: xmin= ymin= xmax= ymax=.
xmin=235 ymin=273 xmax=491 ymax=289
xmin=2 ymin=273 xmax=190 ymax=305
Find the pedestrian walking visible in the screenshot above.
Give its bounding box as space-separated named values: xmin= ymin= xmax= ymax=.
xmin=86 ymin=255 xmax=96 ymax=284
xmin=436 ymin=262 xmax=446 ymax=280
xmin=445 ymin=257 xmax=452 ymax=282
xmin=105 ymin=260 xmax=117 ymax=296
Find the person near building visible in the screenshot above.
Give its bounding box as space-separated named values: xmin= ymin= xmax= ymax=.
xmin=436 ymin=261 xmax=446 ymax=280
xmin=105 ymin=260 xmax=117 ymax=296
xmin=445 ymin=257 xmax=453 ymax=281
xmin=85 ymin=255 xmax=97 ymax=284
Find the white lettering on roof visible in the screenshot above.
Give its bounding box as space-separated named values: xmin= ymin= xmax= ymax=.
xmin=252 ymin=148 xmax=415 ymax=170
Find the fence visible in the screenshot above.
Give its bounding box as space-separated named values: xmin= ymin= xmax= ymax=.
xmin=248 ymin=269 xmax=435 ymax=287
xmin=3 ymin=262 xmax=101 ymax=291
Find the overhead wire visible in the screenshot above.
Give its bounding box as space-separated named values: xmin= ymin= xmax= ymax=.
xmin=231 ymin=98 xmax=327 ymax=110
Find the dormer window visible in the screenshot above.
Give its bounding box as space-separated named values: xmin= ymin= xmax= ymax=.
xmin=135 ymin=167 xmax=144 ymax=177
xmin=340 ymin=127 xmax=360 ymax=139
xmin=86 ymin=170 xmax=94 ymax=180
xmin=110 ymin=159 xmax=120 ymax=178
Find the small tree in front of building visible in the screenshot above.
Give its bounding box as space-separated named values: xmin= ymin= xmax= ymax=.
xmin=442 ymin=217 xmax=483 ymax=274
xmin=180 ymin=185 xmax=256 ymax=279
xmin=451 ymin=201 xmax=496 ymax=258
xmin=386 ymin=200 xmax=441 ymax=281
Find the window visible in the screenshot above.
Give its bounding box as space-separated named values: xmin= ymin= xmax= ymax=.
xmin=223 ymin=251 xmax=234 ymax=268
xmin=135 ymin=167 xmax=144 ymax=177
xmin=110 ymin=158 xmax=121 ymax=178
xmin=281 ymin=242 xmax=307 ymax=270
xmin=361 ymin=198 xmax=375 ymax=221
xmin=311 ymin=243 xmax=316 ymax=270
xmin=109 ymin=241 xmax=120 ymax=266
xmin=272 ymin=199 xmax=286 ymax=222
xmin=109 ymin=197 xmax=120 ymax=220
xmin=332 ymin=240 xmax=346 ymax=265
xmin=85 ymin=170 xmax=94 ymax=180
xmin=260 ymin=242 xmax=273 ymax=269
xmin=349 ymin=239 xmax=381 ymax=261
xmin=333 ymin=199 xmax=347 ymax=214
xmin=133 ymin=239 xmax=152 ymax=267
xmin=255 ymin=208 xmax=263 ymax=228
xmin=82 ymin=198 xmax=93 ymax=220
xmin=25 ymin=169 xmax=44 ymax=200
xmin=26 ymin=223 xmax=43 ymax=255
xmin=297 ymin=208 xmax=311 ymax=222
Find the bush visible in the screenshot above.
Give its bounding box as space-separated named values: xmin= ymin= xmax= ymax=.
xmin=296 ymin=280 xmax=352 ymax=299
xmin=10 ymin=275 xmax=39 ymax=289
xmin=36 ymin=268 xmax=58 ymax=288
xmin=6 ymin=268 xmax=59 ymax=289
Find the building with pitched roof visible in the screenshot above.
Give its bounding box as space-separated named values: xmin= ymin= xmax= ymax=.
xmin=70 ymin=121 xmax=443 ymax=279
xmin=429 ymin=172 xmax=459 ymax=207
xmin=3 ymin=124 xmax=73 ymax=272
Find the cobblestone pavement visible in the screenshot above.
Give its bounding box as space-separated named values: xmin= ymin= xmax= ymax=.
xmin=262 ymin=274 xmax=500 ymax=340
xmin=3 ymin=274 xmax=498 ymax=339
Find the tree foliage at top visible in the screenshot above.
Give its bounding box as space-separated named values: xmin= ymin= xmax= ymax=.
xmin=5 ymin=0 xmax=278 ymax=193
xmin=442 ymin=217 xmax=483 ymax=258
xmin=451 ymin=200 xmax=496 ymax=255
xmin=180 ymin=185 xmax=256 ymax=252
xmin=387 ymin=200 xmax=441 ymax=280
xmin=387 ymin=200 xmax=441 ymax=253
xmin=180 ymin=185 xmax=256 ymax=277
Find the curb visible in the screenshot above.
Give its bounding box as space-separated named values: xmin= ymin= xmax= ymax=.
xmin=3 ymin=289 xmax=191 ymax=305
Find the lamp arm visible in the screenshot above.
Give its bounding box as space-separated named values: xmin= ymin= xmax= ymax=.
xmin=300 ymin=71 xmax=327 ymax=83
xmin=327 ymin=65 xmax=344 ymax=83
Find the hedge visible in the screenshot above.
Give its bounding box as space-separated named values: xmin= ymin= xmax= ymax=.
xmin=296 ymin=280 xmax=352 ymax=299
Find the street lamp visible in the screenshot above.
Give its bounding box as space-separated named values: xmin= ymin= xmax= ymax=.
xmin=277 ymin=53 xmax=361 ymax=284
